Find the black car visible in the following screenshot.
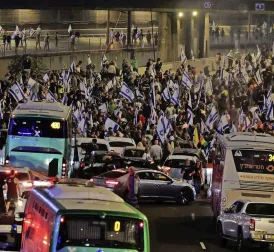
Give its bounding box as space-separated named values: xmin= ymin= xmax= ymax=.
xmin=79 ymin=156 xmax=159 ymax=179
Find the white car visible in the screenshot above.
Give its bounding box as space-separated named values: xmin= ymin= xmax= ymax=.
xmin=105 ymin=137 xmax=136 ymax=154
xmin=0 ymin=166 xmax=34 ymax=198
xmin=161 ymin=155 xmax=198 ymax=180
xmin=217 ymin=200 xmax=274 ymax=251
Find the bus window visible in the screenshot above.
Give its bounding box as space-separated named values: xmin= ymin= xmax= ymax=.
xmin=9 ymin=118 xmax=67 ymax=138
xmin=56 ymin=215 xmax=144 ymax=251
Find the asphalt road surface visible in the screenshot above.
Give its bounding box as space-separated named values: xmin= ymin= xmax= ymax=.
xmin=140 ymin=199 xmax=274 ymax=252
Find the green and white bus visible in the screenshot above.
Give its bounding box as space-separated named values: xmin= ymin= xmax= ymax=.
xmin=5 ymin=101 xmax=72 ymax=179
xmin=19 ymin=180 xmax=150 ymax=252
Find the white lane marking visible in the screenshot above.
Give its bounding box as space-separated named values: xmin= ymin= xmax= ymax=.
xmin=200 ymin=242 xmax=206 ymax=250
xmin=191 ymin=213 xmax=195 ymax=221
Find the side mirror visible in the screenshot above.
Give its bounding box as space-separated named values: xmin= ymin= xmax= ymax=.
xmin=168 ymin=180 xmax=173 ymax=185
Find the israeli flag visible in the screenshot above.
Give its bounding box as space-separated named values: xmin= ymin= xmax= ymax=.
xmin=78 ymin=118 xmax=86 ymax=134
xmin=62 ymin=95 xmax=68 ymax=106
xmin=150 ymin=107 xmax=157 ymax=124
xmin=201 ymin=120 xmax=209 ymax=134
xmin=98 ymin=103 xmax=108 ymax=113
xmin=104 ymin=118 xmax=119 ymax=132
xmin=101 ymin=54 xmax=107 ymax=68
xmin=80 ymin=82 xmax=87 ymax=98
xmin=221 ymin=114 xmax=229 ymax=132
xmin=149 ymin=81 xmax=156 ymax=107
xmin=267 ymin=101 xmax=274 ymax=121
xmin=162 ymin=87 xmax=171 ymax=102
xmin=255 ymin=69 xmax=263 ymax=84
xmin=43 ymin=73 xmax=49 ymax=82
xmin=29 ymin=27 xmax=36 ymax=37
xmin=206 ymin=106 xmax=219 ymax=129
xmin=73 ymin=109 xmax=82 ymax=122
xmin=105 ymin=79 xmax=114 ymax=91
xmin=114 ymin=108 xmax=122 ymax=118
xmin=9 ymin=83 xmax=26 ymax=102
xmin=135 ymin=89 xmax=144 ymax=100
xmin=29 ymin=89 xmax=37 ymax=101
xmin=46 ymin=90 xmax=57 ymax=102
xmin=182 ymin=72 xmax=193 ymax=89
xmin=241 ymin=67 xmax=249 ymax=84
xmin=187 ymin=92 xmax=193 ymax=126
xmin=28 ymin=78 xmax=36 ymax=88
xmin=171 ymin=89 xmax=181 ymax=107
xmin=69 ymin=62 xmax=76 ymax=73
xmin=68 ymin=24 xmax=72 ymax=33
xmin=180 ymin=48 xmax=187 ymax=64
xmin=120 ymin=84 xmax=135 ymax=102
xmin=156 ymin=116 xmax=169 ymax=144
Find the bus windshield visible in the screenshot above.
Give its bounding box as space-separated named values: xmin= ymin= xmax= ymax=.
xmin=57 ymin=215 xmax=144 ymax=251
xmin=232 ymin=150 xmax=274 ymax=174
xmin=9 ymin=117 xmax=66 ymax=138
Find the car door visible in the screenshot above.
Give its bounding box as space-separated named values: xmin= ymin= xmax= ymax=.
xmin=152 ymin=172 xmax=176 ymax=199
xmin=137 ymin=171 xmax=157 ymax=199
xmin=230 ymin=201 xmax=245 ymax=238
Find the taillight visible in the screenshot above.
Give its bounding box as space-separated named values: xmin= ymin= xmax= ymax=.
xmin=106 ymin=180 xmax=120 ymax=187
xmin=5 ymin=156 xmax=9 ymax=165
xmin=250 ymin=219 xmax=255 ymax=231
xmin=61 ymin=158 xmax=67 ymax=179
xmin=80 ymin=162 xmax=85 ymax=168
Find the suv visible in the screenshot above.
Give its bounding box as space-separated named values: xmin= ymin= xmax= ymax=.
xmin=217 ymin=200 xmax=274 ymax=251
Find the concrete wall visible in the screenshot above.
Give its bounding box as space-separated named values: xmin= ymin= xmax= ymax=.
xmin=0 ymin=49 xmax=159 ymax=78
xmin=0 ymin=10 xmax=157 ymax=27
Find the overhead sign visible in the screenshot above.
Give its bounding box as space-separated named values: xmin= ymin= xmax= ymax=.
xmin=204 ymin=1 xmax=212 ymax=9
xmin=255 ymin=3 xmax=265 ymax=11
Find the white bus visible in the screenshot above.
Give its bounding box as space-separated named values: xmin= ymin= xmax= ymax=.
xmin=211 ymin=132 xmax=274 ymax=217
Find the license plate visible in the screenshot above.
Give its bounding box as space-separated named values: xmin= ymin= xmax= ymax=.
xmin=265 ymin=235 xmax=274 ymax=240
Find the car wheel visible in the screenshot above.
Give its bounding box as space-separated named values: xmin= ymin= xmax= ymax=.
xmin=217 ymin=222 xmax=226 ymax=247
xmin=176 ymin=188 xmax=193 ymax=205
xmin=236 ymin=229 xmax=244 ymax=252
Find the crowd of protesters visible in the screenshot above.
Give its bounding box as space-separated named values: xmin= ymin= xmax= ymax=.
xmin=0 ymin=42 xmax=274 ymax=198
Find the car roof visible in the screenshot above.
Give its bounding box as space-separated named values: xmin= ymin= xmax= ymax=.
xmin=89 ymin=151 xmax=121 ymax=156
xmin=172 ymin=148 xmax=199 ymax=155
xmin=0 ymin=166 xmax=30 ymax=173
xmin=124 ymin=147 xmax=145 ymax=151
xmin=76 ymin=138 xmax=109 ymax=145
xmin=166 ymin=155 xmax=198 ymax=161
xmin=106 ymin=137 xmax=136 ymax=143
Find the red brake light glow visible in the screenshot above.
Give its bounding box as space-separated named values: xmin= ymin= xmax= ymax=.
xmin=60 ymin=217 xmax=64 ymax=223
xmin=139 ymin=222 xmax=144 ymax=228
xmin=106 ymin=180 xmax=120 ymax=186
xmin=250 ymin=219 xmax=255 ymax=231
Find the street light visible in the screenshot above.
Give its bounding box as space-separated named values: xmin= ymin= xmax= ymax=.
xmin=178 ymin=12 xmax=183 ymax=18
xmin=192 ymin=11 xmax=198 ymax=16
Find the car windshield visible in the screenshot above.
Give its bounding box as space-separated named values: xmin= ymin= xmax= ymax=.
xmin=124 ymin=149 xmax=145 ymax=158
xmin=99 ymin=170 xmax=128 ymax=178
xmin=246 ymin=203 xmax=274 ymax=216
xmin=56 ymin=215 xmax=144 ymax=251
xmin=80 ymin=143 xmax=108 ymax=152
xmin=109 ymin=142 xmax=135 ymax=147
xmin=164 ymin=160 xmax=195 ymax=179
xmin=9 ymin=118 xmax=66 ymax=138
xmin=0 ymin=171 xmax=30 ymax=181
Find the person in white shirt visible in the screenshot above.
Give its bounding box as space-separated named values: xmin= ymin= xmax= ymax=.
xmin=142 ymin=147 xmax=152 ymax=161
xmin=150 ymin=139 xmax=162 ymax=161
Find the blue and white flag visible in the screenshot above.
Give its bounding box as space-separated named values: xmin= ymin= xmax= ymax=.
xmin=150 ymin=107 xmax=157 ymax=124
xmin=149 ymin=81 xmax=156 ymax=107
xmin=206 ymin=106 xmax=219 ymax=129
xmin=105 ymin=79 xmax=114 ymax=91
xmin=156 ymin=116 xmax=169 ymax=143
xmin=28 ymin=78 xmax=36 ymax=88
xmin=46 ymin=90 xmax=57 ymax=102
xmin=135 ymin=89 xmax=144 ymax=100
xmin=256 ymin=45 xmax=262 ymax=63
xmin=104 ymin=118 xmax=119 ymax=132
xmin=182 ymin=71 xmax=193 ymax=89
xmin=187 ymin=92 xmax=193 ymax=126
xmin=101 ymin=54 xmax=107 ymax=67
xmin=62 ymin=95 xmax=68 ymax=106
xmin=120 ymin=83 xmax=135 ymax=102
xmin=171 ymin=88 xmax=181 ymax=107
xmin=241 ymin=67 xmax=249 ymax=84
xmin=78 ymin=118 xmax=86 ymax=135
xmin=162 ymin=87 xmax=171 ymax=102
xmin=73 ymin=109 xmax=82 ymax=122
xmin=29 ymin=89 xmax=37 ymax=101
xmin=43 ymin=73 xmax=49 ymax=82
xmin=9 ymin=83 xmax=26 ymax=102
xmin=180 ymin=48 xmax=187 ymax=64
xmin=267 ymin=101 xmax=274 ymax=121
xmin=29 ymin=27 xmax=36 ymax=37
xmin=255 ymin=69 xmax=263 ymax=84
xmin=201 ymin=120 xmax=209 ymax=134
xmin=217 ymin=114 xmax=229 ymax=134
xmin=114 ymin=108 xmax=122 ymax=118
xmin=98 ymin=103 xmax=108 ymax=113
xmin=80 ymin=82 xmax=87 ymax=98
xmin=69 ymin=62 xmax=76 ymax=73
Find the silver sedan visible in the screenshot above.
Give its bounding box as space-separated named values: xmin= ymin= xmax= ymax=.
xmin=92 ymin=169 xmax=196 ymax=204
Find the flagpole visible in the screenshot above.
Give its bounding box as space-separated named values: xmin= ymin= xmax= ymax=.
xmin=150 ymin=9 xmax=156 ymax=60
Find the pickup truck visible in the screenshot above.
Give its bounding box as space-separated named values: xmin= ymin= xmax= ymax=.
xmin=217 ymin=200 xmax=274 ymax=251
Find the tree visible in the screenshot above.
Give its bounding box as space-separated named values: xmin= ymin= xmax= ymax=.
xmin=8 ymin=55 xmax=48 ymax=75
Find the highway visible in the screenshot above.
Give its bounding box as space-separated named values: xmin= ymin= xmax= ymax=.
xmin=141 ymin=199 xmax=274 ymax=252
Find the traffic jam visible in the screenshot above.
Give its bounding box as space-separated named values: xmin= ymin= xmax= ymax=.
xmin=0 ymin=101 xmax=274 ymax=251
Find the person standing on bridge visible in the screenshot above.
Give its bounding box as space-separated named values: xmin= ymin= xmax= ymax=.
xmin=5 ymin=170 xmax=19 ymax=214
xmin=55 ymin=32 xmax=58 ymax=48
xmin=6 ymin=33 xmax=11 ymax=50
xmin=36 ymin=25 xmax=42 ymax=49
xmin=44 ymin=33 xmax=50 ymax=50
